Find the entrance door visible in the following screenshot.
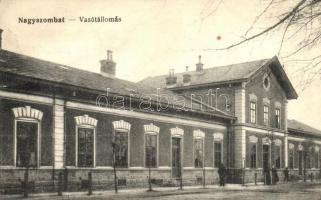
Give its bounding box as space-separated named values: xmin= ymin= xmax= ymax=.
xmin=172 ymin=137 xmax=181 ymax=178
xmin=298 ymin=150 xmax=303 ymax=175
xmin=262 ymin=144 xmax=271 ymax=184
xmin=263 ymin=145 xmax=270 ymax=172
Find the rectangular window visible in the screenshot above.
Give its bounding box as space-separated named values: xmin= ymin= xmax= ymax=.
xmin=263 ymin=105 xmax=269 ymax=126
xmin=194 ymin=139 xmax=204 ymax=168
xmin=214 ymin=142 xmax=222 ymax=168
xmin=306 ymin=150 xmax=311 ymax=169
xmin=275 ymin=109 xmax=281 ymax=128
xmin=78 ymin=128 xmax=94 ymax=167
xmin=314 ymin=151 xmax=319 ymax=169
xmin=16 ymin=121 xmax=38 ymax=167
xmin=274 ymin=146 xmax=281 ymax=169
xmin=289 ymin=149 xmax=294 ymax=169
xmin=250 ymin=143 xmax=257 ymax=168
xmin=250 ymin=102 xmax=256 ymax=124
xmin=145 ymin=134 xmax=157 ymax=168
xmin=114 ymin=131 xmax=128 ymax=168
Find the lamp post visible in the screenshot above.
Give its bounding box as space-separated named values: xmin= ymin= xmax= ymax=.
xmin=111 ymin=141 xmax=118 ymax=193
xmin=147 ymin=146 xmax=153 ymax=192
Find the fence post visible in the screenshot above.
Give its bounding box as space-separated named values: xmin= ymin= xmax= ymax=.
xmin=203 ymin=168 xmax=206 ymax=188
xmin=58 ymin=172 xmax=63 ymax=196
xmin=63 ymin=168 xmax=68 ymax=191
xmin=23 ymin=167 xmax=29 ymax=198
xmin=88 ymin=171 xmax=92 ymax=195
xmin=254 ymin=173 xmax=257 ymax=185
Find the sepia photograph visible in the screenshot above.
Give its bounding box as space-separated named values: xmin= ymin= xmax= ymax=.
xmin=0 ymin=0 xmax=321 ymax=199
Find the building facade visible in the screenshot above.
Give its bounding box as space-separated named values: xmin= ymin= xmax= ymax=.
xmin=0 ymin=30 xmax=321 ymax=193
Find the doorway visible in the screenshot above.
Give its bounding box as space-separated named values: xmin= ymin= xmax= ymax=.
xmin=298 ymin=150 xmax=303 ymax=175
xmin=172 ymin=137 xmax=182 ymax=178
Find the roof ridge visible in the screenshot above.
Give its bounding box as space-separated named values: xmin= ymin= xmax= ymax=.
xmin=0 ymin=49 xmax=136 ymax=85
xmin=139 ymin=58 xmax=270 ymax=81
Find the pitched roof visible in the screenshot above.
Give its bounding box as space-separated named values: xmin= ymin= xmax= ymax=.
xmin=139 ymin=56 xmax=298 ymax=99
xmin=288 ymin=119 xmax=321 ymax=136
xmin=0 ymin=49 xmax=233 ymax=119
xmin=139 ymin=59 xmax=269 ymax=88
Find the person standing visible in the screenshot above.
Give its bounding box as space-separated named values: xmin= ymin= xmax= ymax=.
xmin=218 ymin=163 xmax=226 ymax=186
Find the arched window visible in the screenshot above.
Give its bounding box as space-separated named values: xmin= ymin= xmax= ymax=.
xmin=112 ymin=120 xmax=131 ymax=168
xmin=213 ymin=133 xmax=224 ymax=168
xmin=12 ymin=106 xmax=43 ymax=168
xmin=249 ymin=136 xmax=258 ymax=168
xmin=170 ymin=127 xmax=184 ymax=178
xmin=314 ymin=146 xmax=319 ymax=169
xmin=75 ymin=115 xmax=97 ymax=167
xmin=144 ymin=123 xmax=159 ymax=168
xmin=193 ymin=129 xmax=205 ymax=168
xmin=274 ymin=139 xmax=282 ymax=169
xmin=288 ymin=143 xmax=294 ymax=169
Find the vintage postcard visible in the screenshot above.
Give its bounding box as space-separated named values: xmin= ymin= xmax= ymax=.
xmin=0 ymin=0 xmax=320 ymax=199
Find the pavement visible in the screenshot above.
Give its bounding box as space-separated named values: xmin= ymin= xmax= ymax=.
xmin=1 ymin=181 xmax=321 ymax=200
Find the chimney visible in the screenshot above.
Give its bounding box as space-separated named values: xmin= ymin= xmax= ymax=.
xmin=100 ymin=50 xmax=116 ymax=78
xmin=185 ymin=66 xmax=189 ymax=72
xmin=183 ymin=73 xmax=191 ymax=85
xmin=196 ymin=55 xmax=203 ymax=72
xmin=0 ymin=29 xmax=3 ymax=49
xmin=166 ymin=69 xmax=177 ymax=88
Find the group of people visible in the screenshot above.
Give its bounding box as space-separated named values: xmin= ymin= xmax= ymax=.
xmin=217 ymin=163 xmax=290 ymax=186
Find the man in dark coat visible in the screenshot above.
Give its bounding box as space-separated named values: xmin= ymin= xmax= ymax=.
xmin=218 ymin=163 xmax=227 ymax=186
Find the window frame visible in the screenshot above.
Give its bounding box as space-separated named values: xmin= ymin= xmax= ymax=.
xmin=14 ymin=118 xmax=41 ymax=168
xmin=75 ymin=125 xmax=96 ymax=168
xmin=170 ymin=127 xmax=184 ymax=178
xmin=214 ymin=141 xmax=223 ymax=168
xmin=275 ymin=108 xmax=281 ymax=129
xmin=193 ymin=137 xmax=205 ymax=168
xmin=144 ymin=132 xmax=159 ymax=168
xmin=250 ymin=101 xmax=257 ymax=124
xmin=314 ymin=147 xmax=320 ymax=169
xmin=263 ymin=105 xmax=269 ymax=126
xmin=113 ymin=129 xmax=130 ymax=168
xmin=274 ymin=143 xmax=282 ymax=169
xmin=288 ymin=144 xmax=294 ymax=169
xmin=249 ymin=142 xmax=257 ymax=169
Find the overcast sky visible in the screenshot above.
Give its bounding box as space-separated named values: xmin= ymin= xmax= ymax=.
xmin=0 ymin=0 xmax=320 ymax=130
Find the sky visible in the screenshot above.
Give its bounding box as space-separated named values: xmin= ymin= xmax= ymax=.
xmin=0 ymin=0 xmax=320 ymax=130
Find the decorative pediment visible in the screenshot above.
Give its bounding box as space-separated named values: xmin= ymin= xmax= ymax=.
xmin=75 ymin=115 xmax=97 ymax=127
xmin=170 ymin=127 xmax=184 ymax=137
xmin=274 ymin=139 xmax=282 ymax=146
xmin=113 ymin=120 xmax=131 ymax=131
xmin=249 ymin=135 xmax=258 ymax=143
xmin=213 ymin=133 xmax=224 ymax=141
xmin=12 ymin=106 xmax=43 ymax=121
xmin=193 ymin=129 xmax=205 ymax=139
xmin=144 ymin=123 xmax=160 ymax=134
xmin=289 ymin=143 xmax=294 ymax=150
xmin=262 ymin=137 xmax=271 ymax=145
xmin=298 ymin=144 xmax=304 ymax=151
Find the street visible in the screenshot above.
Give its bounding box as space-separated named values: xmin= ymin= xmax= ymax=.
xmin=2 ymin=182 xmax=321 ymax=200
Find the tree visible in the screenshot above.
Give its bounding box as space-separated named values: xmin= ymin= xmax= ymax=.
xmin=202 ymin=0 xmax=321 ymax=91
